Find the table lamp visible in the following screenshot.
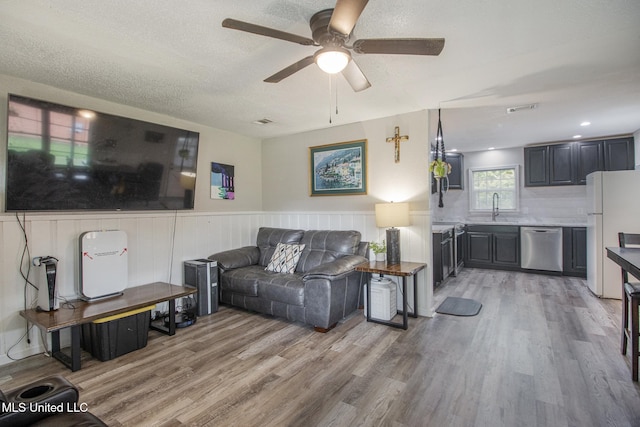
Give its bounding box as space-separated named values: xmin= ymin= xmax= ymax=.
xmin=375 ymin=202 xmax=410 ymax=265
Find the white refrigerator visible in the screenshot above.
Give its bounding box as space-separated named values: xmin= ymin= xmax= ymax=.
xmin=586 ymin=170 xmax=640 ymax=299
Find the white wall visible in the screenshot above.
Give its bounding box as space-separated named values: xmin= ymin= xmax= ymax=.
xmin=262 ymin=110 xmax=430 ymax=212
xmin=431 ymin=146 xmax=588 ymax=224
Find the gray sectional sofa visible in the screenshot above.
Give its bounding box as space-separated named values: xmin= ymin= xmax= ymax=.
xmin=209 ymin=227 xmax=369 ymax=332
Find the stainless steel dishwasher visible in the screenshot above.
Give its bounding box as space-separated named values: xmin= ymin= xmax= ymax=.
xmin=520 ymin=227 xmax=563 ymax=272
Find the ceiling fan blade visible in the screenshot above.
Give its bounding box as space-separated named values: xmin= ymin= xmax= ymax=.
xmin=341 ymin=60 xmax=371 ymax=92
xmin=222 ymin=18 xmax=316 ymax=46
xmin=353 ymin=38 xmax=445 ymax=55
xmin=329 ymin=0 xmax=369 ymax=36
xmin=264 ymin=56 xmax=315 ymax=83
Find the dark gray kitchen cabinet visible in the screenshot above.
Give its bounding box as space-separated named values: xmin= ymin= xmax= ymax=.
xmin=563 ymin=227 xmax=587 ymax=277
xmin=433 ymin=228 xmax=454 ymax=287
xmin=466 ymin=225 xmax=520 ymax=270
xmin=604 ymin=138 xmax=634 ymax=171
xmin=549 ymin=143 xmax=575 ymax=185
xmin=431 ymin=152 xmax=464 ymax=194
xmin=524 ymin=146 xmax=549 ymax=186
xmin=446 ymin=153 xmax=464 ymax=189
xmin=525 ymin=137 xmax=635 ymax=187
xmin=576 ymin=140 xmax=604 ymax=185
xmin=467 ymin=232 xmax=492 ymax=265
xmin=493 ymin=232 xmax=520 ymax=266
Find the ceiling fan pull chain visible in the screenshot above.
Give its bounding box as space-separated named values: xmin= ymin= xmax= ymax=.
xmin=335 ymin=74 xmax=339 ymax=116
xmin=328 ymin=74 xmax=333 ymax=124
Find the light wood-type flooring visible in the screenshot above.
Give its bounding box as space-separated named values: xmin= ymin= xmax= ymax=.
xmin=3 ymin=268 xmax=640 ymax=426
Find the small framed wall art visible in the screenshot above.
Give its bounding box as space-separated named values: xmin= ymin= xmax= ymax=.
xmin=211 ymin=162 xmax=235 ymax=199
xmin=309 ymin=139 xmax=367 ymax=196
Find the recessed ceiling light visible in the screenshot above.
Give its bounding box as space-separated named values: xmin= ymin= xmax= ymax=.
xmin=580 ymin=121 xmax=591 ymax=126
xmin=573 ymin=135 xmax=582 ymax=139
xmin=252 ymin=118 xmax=273 ymax=125
xmin=488 ymin=147 xmax=495 ymax=150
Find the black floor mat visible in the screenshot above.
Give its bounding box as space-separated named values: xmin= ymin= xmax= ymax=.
xmin=436 ymin=296 xmax=482 ymax=316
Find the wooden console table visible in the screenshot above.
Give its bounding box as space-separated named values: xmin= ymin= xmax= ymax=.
xmin=20 ymin=282 xmax=196 ymax=372
xmin=355 ymin=261 xmax=427 ymax=330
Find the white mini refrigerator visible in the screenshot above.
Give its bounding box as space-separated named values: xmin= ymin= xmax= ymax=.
xmin=586 ymin=170 xmax=640 ymax=299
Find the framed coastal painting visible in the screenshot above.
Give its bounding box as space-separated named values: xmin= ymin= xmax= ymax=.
xmin=309 ymin=139 xmax=367 ymax=196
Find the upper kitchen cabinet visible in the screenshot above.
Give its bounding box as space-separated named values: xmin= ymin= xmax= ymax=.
xmin=524 ymin=146 xmax=549 ymax=186
xmin=549 ymin=143 xmax=575 ymax=185
xmin=576 ymin=140 xmax=604 ymax=185
xmin=524 ymin=137 xmax=635 ymax=187
xmin=604 ymin=137 xmax=635 ymax=171
xmin=431 ymin=152 xmax=464 ymax=193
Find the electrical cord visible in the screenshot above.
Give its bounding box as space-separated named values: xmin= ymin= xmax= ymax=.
xmin=16 ymin=212 xmax=38 ymax=291
xmin=16 ymin=212 xmax=37 ymax=347
xmin=8 ymin=212 xmax=50 ymax=360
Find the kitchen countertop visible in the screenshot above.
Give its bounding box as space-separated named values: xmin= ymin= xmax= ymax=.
xmin=432 ymin=224 xmax=455 ymax=233
xmin=433 ymin=220 xmax=588 ymax=231
xmin=464 ymin=221 xmax=588 ymax=227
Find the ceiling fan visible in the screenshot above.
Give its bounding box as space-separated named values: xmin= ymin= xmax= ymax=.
xmin=222 ymin=0 xmax=445 ymax=92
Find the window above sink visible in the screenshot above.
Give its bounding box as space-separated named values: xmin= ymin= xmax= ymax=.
xmin=468 ymin=165 xmax=520 ymax=212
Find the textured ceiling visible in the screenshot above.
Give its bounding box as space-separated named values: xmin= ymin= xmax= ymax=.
xmin=1 ymin=0 xmax=639 ymax=152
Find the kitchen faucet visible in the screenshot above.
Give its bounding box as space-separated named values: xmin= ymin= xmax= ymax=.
xmin=492 ymin=192 xmax=500 ymax=221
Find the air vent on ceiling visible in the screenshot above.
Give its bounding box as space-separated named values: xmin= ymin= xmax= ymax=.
xmin=506 ymin=103 xmax=538 ymax=114
xmin=252 ymin=118 xmax=273 ymax=125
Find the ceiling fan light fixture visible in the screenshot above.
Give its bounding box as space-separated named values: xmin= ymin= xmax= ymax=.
xmin=314 ymin=47 xmax=351 ymax=74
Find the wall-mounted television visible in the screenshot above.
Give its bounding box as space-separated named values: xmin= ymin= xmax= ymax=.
xmin=5 ymin=94 xmax=199 ymax=212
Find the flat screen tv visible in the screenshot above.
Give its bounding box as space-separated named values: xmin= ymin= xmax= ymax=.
xmin=5 ymin=94 xmax=199 ymax=211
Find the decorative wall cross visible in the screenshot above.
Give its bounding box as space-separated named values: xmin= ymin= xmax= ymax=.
xmin=386 ymin=126 xmax=409 ymax=163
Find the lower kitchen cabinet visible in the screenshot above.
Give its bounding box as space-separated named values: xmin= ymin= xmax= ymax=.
xmin=466 ymin=225 xmax=520 ymax=270
xmin=433 ymin=228 xmax=454 ymax=287
xmin=563 ymin=227 xmax=587 ymax=277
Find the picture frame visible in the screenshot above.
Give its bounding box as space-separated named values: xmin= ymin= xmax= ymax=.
xmin=309 ymin=139 xmax=367 ymax=196
xmin=210 ymin=162 xmax=235 ymax=200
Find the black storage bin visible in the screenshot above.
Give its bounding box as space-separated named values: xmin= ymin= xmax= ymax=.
xmin=81 ymin=307 xmax=152 ymax=361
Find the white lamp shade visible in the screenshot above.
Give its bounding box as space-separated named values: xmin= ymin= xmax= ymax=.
xmin=375 ymin=203 xmax=410 ymax=228
xmin=314 ymin=47 xmax=351 ymax=74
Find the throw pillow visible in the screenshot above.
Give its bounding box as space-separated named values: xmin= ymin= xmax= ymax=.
xmin=265 ymin=243 xmax=306 ymax=274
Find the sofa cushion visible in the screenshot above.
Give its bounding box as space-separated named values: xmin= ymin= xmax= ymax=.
xmin=221 ymin=265 xmax=266 ymax=296
xmin=257 ymin=275 xmax=305 ymax=306
xmin=296 ymin=230 xmax=361 ymax=273
xmin=265 ymin=243 xmax=305 ymax=274
xmin=256 ymin=227 xmax=305 ymax=267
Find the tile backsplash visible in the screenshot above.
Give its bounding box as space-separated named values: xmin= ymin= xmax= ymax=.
xmin=432 ymin=185 xmax=587 ymax=224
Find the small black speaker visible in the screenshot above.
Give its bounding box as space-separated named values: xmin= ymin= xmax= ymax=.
xmin=183 ymin=259 xmax=218 ymax=316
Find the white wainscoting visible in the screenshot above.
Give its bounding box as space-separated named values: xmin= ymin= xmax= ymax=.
xmin=0 ymin=210 xmax=432 ymax=365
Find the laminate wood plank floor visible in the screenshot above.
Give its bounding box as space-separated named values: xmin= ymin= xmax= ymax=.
xmin=3 ymin=268 xmax=640 ymax=426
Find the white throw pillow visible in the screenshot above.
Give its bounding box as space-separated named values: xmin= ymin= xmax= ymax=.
xmin=265 ymin=243 xmax=306 ymax=274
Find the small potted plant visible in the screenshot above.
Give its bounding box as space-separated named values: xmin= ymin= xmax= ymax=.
xmin=429 ymin=159 xmax=452 ymax=180
xmin=370 ymin=240 xmax=386 ymax=262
